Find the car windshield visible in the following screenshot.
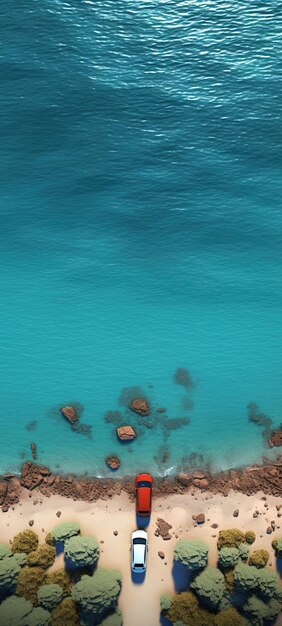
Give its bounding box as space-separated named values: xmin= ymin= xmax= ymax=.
xmin=137 ymin=480 xmax=151 ymax=488
xmin=133 ymin=538 xmax=147 ymax=545
xmin=134 ymin=563 xmax=144 ymax=568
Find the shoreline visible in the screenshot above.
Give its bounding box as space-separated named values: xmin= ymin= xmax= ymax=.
xmin=0 ymin=454 xmax=281 ymax=513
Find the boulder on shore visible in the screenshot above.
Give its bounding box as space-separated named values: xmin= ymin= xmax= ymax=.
xmin=268 ymin=429 xmax=282 ymax=447
xmin=116 ymin=426 xmax=136 ymax=441
xmin=130 ymin=398 xmax=150 ymax=416
xmin=60 ymin=406 xmax=78 ymax=424
xmin=106 ymin=456 xmax=121 ymax=470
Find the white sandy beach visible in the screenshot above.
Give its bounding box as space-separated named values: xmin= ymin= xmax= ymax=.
xmin=1 ymin=490 xmax=281 ymax=626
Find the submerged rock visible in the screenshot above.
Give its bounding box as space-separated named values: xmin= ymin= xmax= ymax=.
xmin=130 ymin=398 xmax=150 ymax=416
xmin=116 ymin=426 xmax=136 ymax=441
xmin=60 ymin=406 xmax=78 ymax=424
xmin=268 ymin=429 xmax=282 ymax=447
xmin=31 ymin=443 xmax=37 ymax=460
xmin=106 ymin=456 xmax=121 ymax=470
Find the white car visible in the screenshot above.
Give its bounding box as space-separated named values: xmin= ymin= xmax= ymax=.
xmin=131 ymin=530 xmax=148 ymax=573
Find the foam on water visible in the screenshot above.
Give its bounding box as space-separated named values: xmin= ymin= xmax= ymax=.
xmin=0 ymin=0 xmax=281 ymax=476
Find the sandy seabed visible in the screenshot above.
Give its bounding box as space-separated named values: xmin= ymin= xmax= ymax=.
xmin=1 ymin=490 xmax=281 ymax=626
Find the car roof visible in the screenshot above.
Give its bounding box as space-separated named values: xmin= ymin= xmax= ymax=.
xmin=132 ymin=529 xmax=148 ymax=540
xmin=133 ymin=543 xmax=146 ymax=565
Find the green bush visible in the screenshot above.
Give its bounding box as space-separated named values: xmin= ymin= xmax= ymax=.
xmin=237 ymin=544 xmax=249 ymax=561
xmin=218 ymin=548 xmax=240 ymax=569
xmin=71 ymin=567 xmax=122 ymax=620
xmin=242 ymin=595 xmax=268 ymax=624
xmin=25 ymin=606 xmax=51 ymax=626
xmin=265 ymin=597 xmax=282 ymax=621
xmin=160 ymin=593 xmax=172 ymax=611
xmin=255 ymin=568 xmax=279 ymax=599
xmin=174 ymin=539 xmax=209 ymax=570
xmin=27 ymin=545 xmax=56 ymax=569
xmin=64 ymin=535 xmax=99 ymax=568
xmin=16 ymin=566 xmax=46 ymax=604
xmin=0 ymin=595 xmax=33 ymax=626
xmin=51 ymin=597 xmax=79 ymax=626
xmin=233 ymin=563 xmax=258 ymax=592
xmin=12 ymin=530 xmax=39 ymax=554
xmin=0 ymin=544 xmax=13 ymax=560
xmin=190 ymin=567 xmax=225 ymax=609
xmin=271 ymin=537 xmax=282 ymax=558
xmin=248 ymin=549 xmax=269 ymax=569
xmin=217 ymin=530 xmax=246 ymax=550
xmin=0 ymin=554 xmax=22 ymax=592
xmin=37 ymin=583 xmax=63 ymax=609
xmin=244 ymin=531 xmax=256 ymax=545
xmin=165 ymin=591 xmax=216 ymax=626
xmin=51 ymin=522 xmax=80 ymax=544
xmin=44 ymin=569 xmax=72 ymax=595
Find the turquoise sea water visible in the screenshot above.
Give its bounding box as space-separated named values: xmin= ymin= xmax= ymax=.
xmin=0 ymin=0 xmax=281 ymax=477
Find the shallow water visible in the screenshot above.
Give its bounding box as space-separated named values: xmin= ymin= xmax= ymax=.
xmin=0 ymin=0 xmax=281 ymax=476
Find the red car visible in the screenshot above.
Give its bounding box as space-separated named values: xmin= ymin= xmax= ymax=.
xmin=136 ymin=473 xmax=153 ymax=517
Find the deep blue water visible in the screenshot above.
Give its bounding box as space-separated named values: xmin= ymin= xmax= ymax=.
xmin=0 ymin=0 xmax=281 ymax=476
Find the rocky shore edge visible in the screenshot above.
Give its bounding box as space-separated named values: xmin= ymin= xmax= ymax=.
xmin=0 ymin=455 xmax=281 ymax=513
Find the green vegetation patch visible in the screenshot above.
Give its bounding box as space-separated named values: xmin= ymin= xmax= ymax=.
xmin=174 ymin=539 xmax=209 ymax=570
xmin=64 ymin=535 xmax=99 ymax=568
xmin=190 ymin=566 xmax=225 ymax=610
xmin=51 ymin=522 xmax=80 ymax=544
xmin=71 ymin=567 xmax=122 ymax=620
xmin=37 ymin=583 xmax=63 ymax=610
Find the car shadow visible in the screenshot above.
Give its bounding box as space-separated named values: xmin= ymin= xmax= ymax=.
xmin=276 ymin=557 xmax=282 ymax=577
xmin=172 ymin=559 xmax=192 ymax=593
xmin=160 ymin=616 xmax=172 ymax=626
xmin=131 ymin=569 xmax=146 ymax=584
xmin=136 ymin=514 xmax=150 ymax=529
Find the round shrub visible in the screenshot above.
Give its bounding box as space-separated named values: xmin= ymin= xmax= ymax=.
xmin=233 ymin=563 xmax=258 ymax=592
xmin=38 ymin=583 xmax=63 ymax=609
xmin=51 ymin=522 xmax=80 ymax=544
xmin=174 ymin=539 xmax=209 ymax=570
xmin=64 ymin=535 xmax=99 ymax=568
xmin=16 ymin=566 xmax=46 ymax=604
xmin=160 ymin=593 xmax=172 ymax=611
xmin=12 ymin=530 xmax=39 ymax=554
xmin=25 ymin=606 xmax=51 ymax=626
xmin=0 ymin=544 xmax=13 ymax=560
xmin=51 ymin=597 xmax=79 ymax=626
xmin=27 ymin=545 xmax=56 ymax=569
xmin=244 ymin=531 xmax=256 ymax=545
xmin=218 ymin=548 xmax=240 ymax=569
xmin=265 ymin=597 xmax=282 ymax=621
xmin=165 ymin=591 xmax=216 ymax=626
xmin=44 ymin=569 xmax=72 ymax=595
xmin=71 ymin=567 xmax=122 ymax=620
xmin=271 ymin=537 xmax=282 ymax=558
xmin=0 ymin=595 xmax=33 ymax=626
xmin=190 ymin=567 xmax=225 ymax=610
xmin=217 ymin=530 xmax=246 ymax=550
xmin=248 ymin=549 xmax=269 ymax=569
xmin=256 ymin=568 xmax=279 ymax=599
xmin=0 ymin=554 xmax=22 ymax=592
xmin=242 ymin=595 xmax=268 ymax=623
